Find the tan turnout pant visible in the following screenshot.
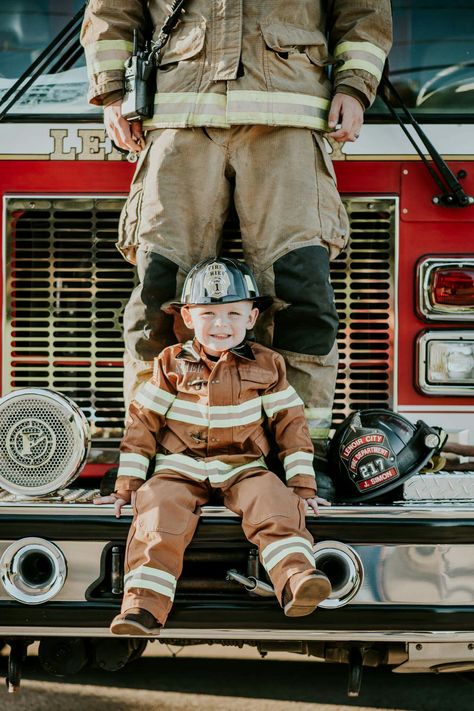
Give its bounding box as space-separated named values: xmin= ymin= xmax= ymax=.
xmin=122 ymin=468 xmax=316 ymax=624
xmin=119 ymin=126 xmax=349 ymax=438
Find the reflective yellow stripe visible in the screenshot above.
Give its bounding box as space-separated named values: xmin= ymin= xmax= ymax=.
xmin=228 ymin=90 xmax=330 ymax=109
xmin=167 ymin=396 xmax=262 ymax=428
xmin=334 ymin=41 xmax=386 ymax=62
xmin=117 ymin=452 xmax=149 ymax=480
xmin=335 ymin=58 xmax=383 ymax=81
xmin=262 ymin=536 xmax=315 ymax=572
xmin=124 ymin=565 xmax=176 ymax=600
xmin=154 ymin=454 xmax=266 ymax=483
xmin=135 ymin=382 xmax=175 ymax=415
xmin=262 ymin=385 xmax=303 ymax=418
xmin=284 ymin=451 xmax=315 ymax=481
xmin=142 ymin=90 xmax=330 ymax=130
xmin=85 ymin=40 xmax=133 ymax=76
xmin=304 ymin=406 xmax=332 ymax=440
xmin=334 ymin=41 xmax=385 ymax=81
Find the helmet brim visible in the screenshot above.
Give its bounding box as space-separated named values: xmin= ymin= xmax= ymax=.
xmin=169 ymin=295 xmax=273 ymax=313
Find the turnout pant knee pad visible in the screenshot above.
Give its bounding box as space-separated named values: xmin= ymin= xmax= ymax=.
xmin=273 ymin=245 xmax=338 ymax=356
xmin=123 ymin=250 xmax=179 ymax=360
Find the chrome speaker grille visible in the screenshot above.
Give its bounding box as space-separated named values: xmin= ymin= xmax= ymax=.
xmin=0 ymin=388 xmax=90 ymax=495
xmin=4 ymin=196 xmax=395 ymax=440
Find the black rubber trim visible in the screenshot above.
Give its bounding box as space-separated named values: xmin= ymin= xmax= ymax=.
xmin=3 ymin=514 xmax=474 ymax=544
xmin=3 ymin=602 xmax=474 ymax=632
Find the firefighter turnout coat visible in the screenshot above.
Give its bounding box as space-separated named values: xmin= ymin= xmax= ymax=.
xmin=115 ymin=338 xmax=316 ymax=497
xmin=116 ymin=339 xmax=319 ymax=623
xmin=82 ymin=0 xmax=392 ymax=130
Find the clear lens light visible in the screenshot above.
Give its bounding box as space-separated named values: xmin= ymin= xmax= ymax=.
xmin=427 ymin=341 xmax=474 ymax=382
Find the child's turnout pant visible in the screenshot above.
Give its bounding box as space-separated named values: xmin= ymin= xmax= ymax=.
xmin=122 ymin=467 xmax=316 ymax=624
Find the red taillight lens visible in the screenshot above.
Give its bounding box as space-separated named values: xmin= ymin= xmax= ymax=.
xmin=431 ymin=268 xmax=474 ymax=306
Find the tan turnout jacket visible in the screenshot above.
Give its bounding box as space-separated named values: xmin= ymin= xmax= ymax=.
xmin=115 ymin=339 xmax=317 ymax=498
xmin=81 ymin=0 xmax=392 ymax=130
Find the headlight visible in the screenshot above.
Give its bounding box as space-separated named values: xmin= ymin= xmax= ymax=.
xmin=417 ymin=331 xmax=474 ymax=394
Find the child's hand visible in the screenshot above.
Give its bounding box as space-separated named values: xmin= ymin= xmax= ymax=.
xmin=93 ymin=492 xmax=131 ymax=518
xmin=302 ymin=495 xmax=331 ymax=516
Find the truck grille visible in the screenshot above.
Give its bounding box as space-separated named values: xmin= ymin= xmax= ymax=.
xmin=3 ymin=196 xmax=395 ymax=442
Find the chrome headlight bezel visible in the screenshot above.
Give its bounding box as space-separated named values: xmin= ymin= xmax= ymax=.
xmin=417 ymin=330 xmax=474 ymax=395
xmin=417 ymin=257 xmax=474 ymax=322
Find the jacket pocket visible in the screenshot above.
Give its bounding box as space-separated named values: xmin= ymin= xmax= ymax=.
xmin=154 ymin=20 xmax=206 ymax=93
xmin=260 ymin=21 xmax=331 ymax=96
xmin=159 ymin=428 xmax=188 ymax=454
xmin=261 ymin=22 xmax=329 ymax=66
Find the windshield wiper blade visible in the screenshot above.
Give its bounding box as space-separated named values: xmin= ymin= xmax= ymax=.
xmin=379 ymin=75 xmax=474 ymax=208
xmin=0 ymin=5 xmax=85 ymax=122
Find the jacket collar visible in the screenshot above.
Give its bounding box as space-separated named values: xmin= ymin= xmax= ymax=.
xmin=176 ymin=339 xmax=255 ymax=362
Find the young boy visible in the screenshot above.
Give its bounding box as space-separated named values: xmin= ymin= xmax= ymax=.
xmin=95 ymin=257 xmax=331 ymax=635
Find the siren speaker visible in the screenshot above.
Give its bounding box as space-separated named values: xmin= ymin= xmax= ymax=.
xmin=0 ymin=388 xmax=90 ymax=496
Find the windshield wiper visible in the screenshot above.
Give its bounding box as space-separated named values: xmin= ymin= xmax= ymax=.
xmin=0 ymin=5 xmax=85 ymax=122
xmin=378 ymin=75 xmax=474 ymax=208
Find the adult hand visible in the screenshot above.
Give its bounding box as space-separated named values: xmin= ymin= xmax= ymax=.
xmin=93 ymin=492 xmax=132 ymax=518
xmin=327 ymin=93 xmax=364 ymax=143
xmin=302 ymin=495 xmax=331 ymax=516
xmin=103 ymin=100 xmax=145 ymax=153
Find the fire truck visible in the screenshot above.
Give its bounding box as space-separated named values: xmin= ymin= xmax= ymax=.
xmin=0 ymin=0 xmax=473 ymax=697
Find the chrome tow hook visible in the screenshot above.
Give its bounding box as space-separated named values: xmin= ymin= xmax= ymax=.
xmin=226 ymin=569 xmax=275 ymax=597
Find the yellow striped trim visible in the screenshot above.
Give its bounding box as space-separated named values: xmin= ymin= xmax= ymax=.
xmin=167 ymin=396 xmax=262 ymax=428
xmin=284 ymin=451 xmax=315 ymax=481
xmin=85 ymin=40 xmax=133 ymax=76
xmin=142 ymin=90 xmax=331 ymax=130
xmin=262 ymin=385 xmax=303 ymax=418
xmin=124 ymin=565 xmax=176 ymax=600
xmin=117 ymin=452 xmax=149 ymax=480
xmin=334 ymin=41 xmax=386 ymax=62
xmin=228 ymin=90 xmax=331 ymax=109
xmin=334 ymin=41 xmax=385 ymax=81
xmin=261 ymin=536 xmax=315 ymax=572
xmin=335 ymin=58 xmax=382 ymax=81
xmin=135 ymin=382 xmax=175 ymax=415
xmin=154 ymin=453 xmax=266 ymax=483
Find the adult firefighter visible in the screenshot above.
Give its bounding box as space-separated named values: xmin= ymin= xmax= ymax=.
xmin=81 ymin=1 xmax=392 ymax=464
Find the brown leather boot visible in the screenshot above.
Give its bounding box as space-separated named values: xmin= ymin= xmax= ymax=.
xmin=110 ymin=607 xmax=162 ymax=635
xmin=282 ymin=570 xmax=331 ymax=617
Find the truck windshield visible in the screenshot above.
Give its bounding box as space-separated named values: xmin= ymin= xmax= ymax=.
xmin=0 ymin=0 xmax=473 ymax=117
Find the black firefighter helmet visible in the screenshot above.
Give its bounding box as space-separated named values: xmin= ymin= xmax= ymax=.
xmin=173 ymin=257 xmax=272 ymax=311
xmin=328 ymin=409 xmax=445 ymax=503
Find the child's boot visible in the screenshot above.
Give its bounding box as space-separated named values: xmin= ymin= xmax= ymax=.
xmin=110 ymin=607 xmax=162 ymax=635
xmin=282 ymin=570 xmax=331 ymax=617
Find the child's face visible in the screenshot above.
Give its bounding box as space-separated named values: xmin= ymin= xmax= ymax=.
xmin=181 ymin=301 xmax=259 ymax=356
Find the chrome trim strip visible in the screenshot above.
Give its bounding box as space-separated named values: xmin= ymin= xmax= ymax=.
xmin=417 ymin=330 xmax=474 ymax=396
xmin=2 ymin=502 xmax=474 ymax=518
xmin=418 ymin=257 xmax=474 ymax=322
xmin=0 ymin=627 xmax=473 ymax=642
